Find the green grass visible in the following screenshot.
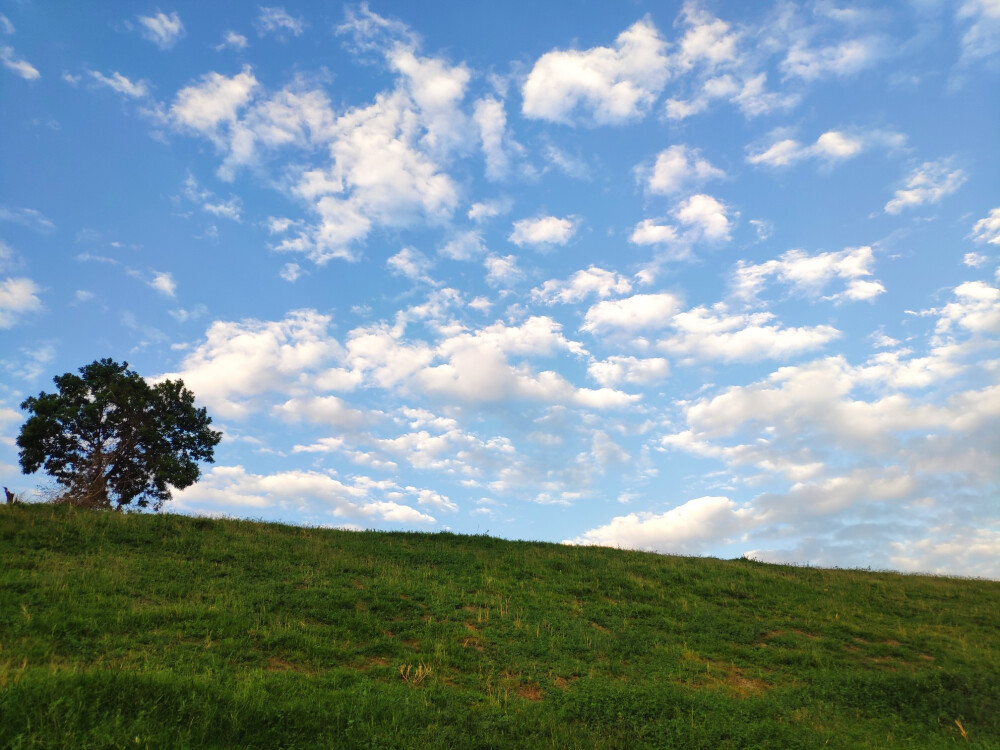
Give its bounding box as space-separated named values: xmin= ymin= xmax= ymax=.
xmin=1 ymin=503 xmax=998 ymax=748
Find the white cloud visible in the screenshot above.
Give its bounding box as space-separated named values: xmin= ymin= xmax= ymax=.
xmin=509 ymin=216 xmax=577 ymax=248
xmin=566 ymin=496 xmax=749 ymax=554
xmin=521 ymin=18 xmax=670 ymax=125
xmin=484 ymin=254 xmax=523 ymax=287
xmin=474 ymin=96 xmax=520 ymax=180
xmin=673 ymin=4 xmax=741 ymax=73
xmin=256 ymin=6 xmax=305 ymax=38
xmin=781 ymin=37 xmax=882 ymax=80
xmin=933 ymin=280 xmax=1000 ymax=337
xmin=971 ymin=207 xmax=1000 ymax=245
xmin=732 ymin=246 xmax=884 ymax=304
xmin=0 ymin=44 xmax=39 ymax=80
xmin=89 ymin=70 xmax=149 ymax=98
xmin=629 ymin=219 xmax=679 ymax=246
xmin=137 ymin=11 xmax=184 ymax=50
xmin=182 ymin=174 xmax=242 ymax=221
xmin=468 ymin=200 xmax=509 ymax=222
xmin=148 ymin=272 xmax=177 ymax=297
xmin=439 ymin=230 xmax=487 ymax=261
xmin=747 ymin=129 xmax=904 ymax=168
xmin=218 ymin=30 xmax=249 ymax=50
xmin=665 ymin=72 xmax=798 ymax=121
xmin=641 ymin=145 xmax=724 ymax=194
xmin=279 ymin=263 xmax=302 ymax=282
xmin=885 ymin=160 xmax=966 ymax=214
xmin=957 ymin=0 xmax=1000 ymax=65
xmin=171 ymin=66 xmax=258 ymax=137
xmin=173 ymin=465 xmax=436 ymax=524
xmin=160 ymin=310 xmax=339 ymax=419
xmin=0 ymin=14 xmax=13 ymax=35
xmin=0 ymin=277 xmax=43 ymax=328
xmin=272 ymin=395 xmax=366 ymax=428
xmin=588 ymin=355 xmax=669 ymax=386
xmin=659 ymin=307 xmax=840 ymax=363
xmin=387 ymin=247 xmax=435 ymax=283
xmin=0 ymin=206 xmax=55 ymax=233
xmin=674 ymin=194 xmax=733 ymax=242
xmin=581 ymin=293 xmax=681 ymax=334
xmin=533 ymin=266 xmax=632 ymax=305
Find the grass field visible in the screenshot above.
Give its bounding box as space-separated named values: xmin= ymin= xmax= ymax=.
xmin=1 ymin=502 xmax=998 ymax=748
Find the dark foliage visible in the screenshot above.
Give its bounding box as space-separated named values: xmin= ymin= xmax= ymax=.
xmin=17 ymin=358 xmax=221 ymax=510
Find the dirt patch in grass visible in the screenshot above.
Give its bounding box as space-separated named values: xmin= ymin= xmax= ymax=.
xmin=516 ymin=683 xmax=543 ymax=701
xmin=266 ymin=657 xmax=317 ymax=674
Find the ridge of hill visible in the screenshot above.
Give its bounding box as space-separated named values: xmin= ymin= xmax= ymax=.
xmin=1 ymin=503 xmax=998 ymax=748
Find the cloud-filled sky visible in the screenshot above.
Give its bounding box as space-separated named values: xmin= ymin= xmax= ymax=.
xmin=1 ymin=1 xmax=998 ymax=577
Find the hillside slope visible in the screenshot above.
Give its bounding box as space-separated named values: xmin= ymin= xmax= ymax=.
xmin=1 ymin=503 xmax=998 ymax=748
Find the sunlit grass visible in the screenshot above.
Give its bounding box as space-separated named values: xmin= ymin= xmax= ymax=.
xmin=1 ymin=503 xmax=997 ymax=748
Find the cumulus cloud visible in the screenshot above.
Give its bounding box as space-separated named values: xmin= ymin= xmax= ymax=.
xmin=160 ymin=310 xmax=339 ymax=419
xmin=747 ymin=129 xmax=904 ymax=168
xmin=173 ymin=465 xmax=436 ymax=524
xmin=137 ymin=11 xmax=184 ymax=50
xmin=0 ymin=277 xmax=43 ymax=328
xmin=658 ymin=307 xmax=841 ymax=363
xmin=885 ymin=160 xmax=966 ymax=214
xmin=566 ymin=496 xmax=750 ymax=555
xmin=581 ymin=293 xmax=681 ymax=334
xmin=674 ymin=194 xmax=733 ymax=242
xmin=532 ymin=266 xmax=632 ymax=304
xmin=474 ymin=96 xmax=520 ymax=180
xmin=387 ymin=247 xmax=435 ymax=283
xmin=521 ymin=18 xmax=669 ymax=125
xmin=588 ymin=355 xmax=669 ymax=386
xmin=171 ymin=66 xmax=259 ymax=141
xmin=640 ymin=145 xmax=724 ymax=194
xmin=217 ymin=31 xmax=249 ymax=51
xmin=484 ymin=254 xmax=523 ymax=287
xmin=732 ymin=246 xmax=884 ymax=304
xmin=508 ymin=216 xmax=577 ymax=248
xmin=149 ymin=271 xmax=177 ymax=297
xmin=971 ymin=207 xmax=1000 ymax=245
xmin=629 ymin=219 xmax=679 ymax=246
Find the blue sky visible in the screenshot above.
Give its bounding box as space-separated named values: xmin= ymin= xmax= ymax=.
xmin=2 ymin=1 xmax=998 ymax=577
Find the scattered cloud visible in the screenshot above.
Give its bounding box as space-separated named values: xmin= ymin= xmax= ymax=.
xmin=0 ymin=206 xmax=55 ymax=233
xmin=509 ymin=216 xmax=577 ymax=248
xmin=747 ymin=128 xmax=904 ymax=168
xmin=640 ymin=145 xmax=725 ymax=194
xmin=588 ymin=355 xmax=669 ymax=386
xmin=885 ymin=160 xmax=966 ymax=214
xmin=533 ymin=266 xmax=632 ymax=305
xmin=971 ymin=207 xmax=1000 ymax=245
xmin=137 ymin=11 xmax=185 ymax=50
xmin=566 ymin=496 xmax=749 ymax=555
xmin=0 ymin=44 xmax=39 ymax=80
xmin=89 ymin=70 xmax=150 ymax=98
xmin=256 ymin=6 xmax=305 ymax=39
xmin=581 ymin=293 xmax=682 ymax=334
xmin=674 ymin=194 xmax=734 ymax=242
xmin=0 ymin=277 xmax=43 ymax=328
xmin=732 ymin=246 xmax=885 ymax=304
xmin=521 ymin=18 xmax=670 ymax=125
xmin=217 ymin=30 xmax=249 ymax=51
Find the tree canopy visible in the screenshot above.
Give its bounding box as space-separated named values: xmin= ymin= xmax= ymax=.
xmin=17 ymin=358 xmax=221 ymax=510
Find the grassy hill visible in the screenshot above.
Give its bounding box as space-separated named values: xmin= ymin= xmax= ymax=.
xmin=1 ymin=503 xmax=997 ymax=748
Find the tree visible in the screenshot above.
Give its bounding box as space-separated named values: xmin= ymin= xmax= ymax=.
xmin=17 ymin=358 xmax=221 ymax=511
